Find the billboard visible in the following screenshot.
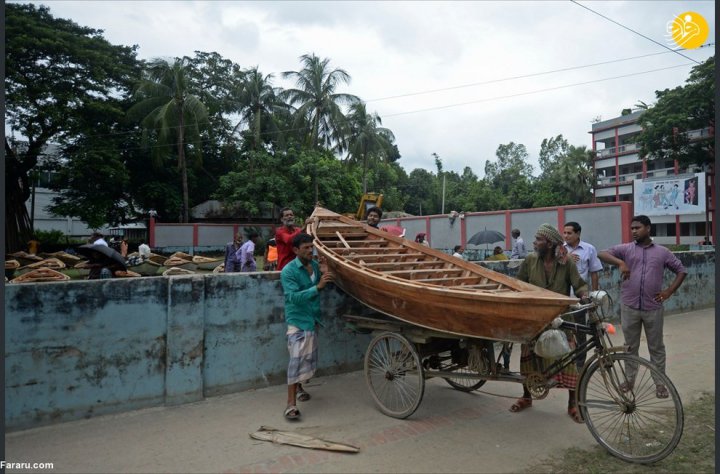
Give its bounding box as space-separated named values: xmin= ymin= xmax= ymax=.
xmin=634 ymin=172 xmax=706 ymax=216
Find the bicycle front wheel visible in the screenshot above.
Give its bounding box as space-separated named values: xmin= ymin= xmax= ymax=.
xmin=577 ymin=353 xmax=683 ymax=464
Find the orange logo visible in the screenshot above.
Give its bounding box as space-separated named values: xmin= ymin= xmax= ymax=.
xmin=666 ymin=12 xmax=709 ymax=49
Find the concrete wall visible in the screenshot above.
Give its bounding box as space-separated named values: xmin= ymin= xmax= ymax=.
xmin=4 ymin=273 xmax=369 ymax=431
xmin=480 ymin=251 xmax=715 ymax=318
xmin=382 ymin=202 xmax=632 ymax=255
xmin=4 ymin=251 xmax=713 ymax=430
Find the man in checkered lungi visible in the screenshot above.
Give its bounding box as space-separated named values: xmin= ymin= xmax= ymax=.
xmin=280 ymin=232 xmax=334 ymax=420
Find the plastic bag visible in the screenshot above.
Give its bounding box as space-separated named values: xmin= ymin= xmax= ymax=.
xmin=534 ymin=329 xmax=571 ymax=358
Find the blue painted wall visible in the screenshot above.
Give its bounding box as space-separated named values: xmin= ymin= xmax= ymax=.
xmin=4 ymin=251 xmax=713 ymax=430
xmin=5 ymin=273 xmax=368 ymax=430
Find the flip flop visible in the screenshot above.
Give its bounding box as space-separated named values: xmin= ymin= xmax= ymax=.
xmin=619 ymin=381 xmax=634 ymax=393
xmin=284 ymin=405 xmax=300 ymax=420
xmin=567 ymin=406 xmax=584 ymax=424
xmin=509 ymin=397 xmax=532 ymax=413
xmin=656 ymin=384 xmax=669 ymax=399
xmin=297 ymin=389 xmax=311 ymax=402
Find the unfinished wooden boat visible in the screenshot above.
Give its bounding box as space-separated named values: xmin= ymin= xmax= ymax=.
xmin=126 ymin=259 xmax=162 ymax=276
xmin=192 ymin=255 xmax=223 ymax=271
xmin=39 ymin=251 xmax=82 ymax=266
xmin=7 ymin=251 xmax=43 ymax=267
xmin=10 ymin=268 xmax=71 ymax=284
xmin=163 ymin=256 xmax=197 ymax=271
xmin=163 ymin=267 xmax=196 ymax=277
xmin=307 ymin=207 xmax=578 ymax=343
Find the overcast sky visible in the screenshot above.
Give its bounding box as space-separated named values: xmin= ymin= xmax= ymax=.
xmin=17 ymin=1 xmax=715 ymax=177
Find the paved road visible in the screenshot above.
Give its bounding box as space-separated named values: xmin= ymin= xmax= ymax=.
xmin=5 ymin=307 xmax=714 ymax=473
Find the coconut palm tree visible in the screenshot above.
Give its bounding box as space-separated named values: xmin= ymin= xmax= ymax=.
xmin=281 ymin=54 xmax=360 ymax=151
xmin=230 ymin=67 xmax=288 ymax=151
xmin=129 ymin=58 xmax=208 ymax=222
xmin=345 ymin=102 xmax=396 ymax=193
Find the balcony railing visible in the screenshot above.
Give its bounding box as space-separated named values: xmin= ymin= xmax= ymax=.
xmin=596 ymin=143 xmax=639 ymax=158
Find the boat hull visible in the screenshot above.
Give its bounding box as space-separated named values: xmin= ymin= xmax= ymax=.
xmin=308 ymin=207 xmax=577 ymax=343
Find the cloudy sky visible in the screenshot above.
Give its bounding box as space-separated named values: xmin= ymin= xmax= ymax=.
xmin=17 ymin=1 xmax=715 ymax=177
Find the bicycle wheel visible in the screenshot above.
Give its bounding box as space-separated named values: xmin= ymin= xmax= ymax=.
xmin=577 ymin=353 xmax=683 ymax=464
xmin=364 ymin=332 xmax=425 ymax=419
xmin=444 ymin=367 xmax=487 ymax=392
xmin=438 ymin=348 xmax=487 ymax=392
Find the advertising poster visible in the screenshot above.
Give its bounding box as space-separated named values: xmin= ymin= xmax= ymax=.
xmin=634 ymin=172 xmax=706 ymax=216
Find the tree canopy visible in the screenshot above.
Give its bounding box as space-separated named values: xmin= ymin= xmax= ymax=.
xmin=636 ymin=56 xmax=714 ymax=167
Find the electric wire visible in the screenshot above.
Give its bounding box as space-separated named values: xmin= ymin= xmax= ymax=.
xmin=570 ymin=0 xmax=702 ymax=64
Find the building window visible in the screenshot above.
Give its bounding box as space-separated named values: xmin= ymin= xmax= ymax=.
xmin=680 ymin=223 xmax=691 ymax=236
xmin=651 ymin=224 xmax=658 ymax=236
xmin=696 ymin=222 xmax=706 ymax=236
xmin=665 ymin=223 xmax=676 ymax=236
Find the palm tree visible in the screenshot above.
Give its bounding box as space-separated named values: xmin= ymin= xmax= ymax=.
xmin=230 ymin=67 xmax=288 ymax=151
xmin=345 ymin=102 xmax=395 ymax=193
xmin=129 ymin=58 xmax=208 ymax=222
xmin=281 ymin=54 xmax=360 ymax=151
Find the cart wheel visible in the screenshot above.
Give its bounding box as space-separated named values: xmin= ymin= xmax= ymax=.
xmin=364 ymin=332 xmax=425 ymax=419
xmin=443 ymin=367 xmax=486 ymax=392
xmin=577 ymin=353 xmax=683 ymax=464
xmin=438 ymin=348 xmax=487 ymax=392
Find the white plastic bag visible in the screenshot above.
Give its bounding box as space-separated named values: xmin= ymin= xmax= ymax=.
xmin=534 ymin=329 xmax=571 ymax=358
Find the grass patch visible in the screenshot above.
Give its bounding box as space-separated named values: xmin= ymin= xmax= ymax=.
xmin=526 ymin=392 xmax=715 ymax=473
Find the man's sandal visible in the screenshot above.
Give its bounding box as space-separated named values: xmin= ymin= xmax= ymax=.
xmin=509 ymin=397 xmax=532 ymax=413
xmin=567 ymin=406 xmax=584 ymax=424
xmin=656 ymin=384 xmax=669 ymax=399
xmin=284 ymin=405 xmax=300 ymax=420
xmin=297 ymin=389 xmax=311 ymax=402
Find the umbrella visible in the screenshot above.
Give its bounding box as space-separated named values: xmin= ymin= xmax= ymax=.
xmin=76 ymin=244 xmax=127 ymax=271
xmin=467 ymin=229 xmax=505 ymax=246
xmin=380 ymin=225 xmax=406 ymax=237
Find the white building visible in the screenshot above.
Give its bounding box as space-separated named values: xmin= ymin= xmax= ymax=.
xmin=590 ymin=110 xmax=714 ymax=245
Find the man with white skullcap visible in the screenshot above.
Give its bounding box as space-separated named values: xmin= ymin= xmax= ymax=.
xmin=509 ymin=223 xmax=589 ymax=424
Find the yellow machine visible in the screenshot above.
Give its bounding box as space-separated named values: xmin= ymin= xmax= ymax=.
xmin=349 ymin=193 xmax=384 ymax=221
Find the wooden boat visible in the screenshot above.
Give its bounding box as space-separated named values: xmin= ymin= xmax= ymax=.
xmin=39 ymin=251 xmax=82 ymax=267
xmin=163 ymin=255 xmax=197 ymax=271
xmin=7 ymin=251 xmax=44 ymax=267
xmin=307 ymin=207 xmax=578 ymax=343
xmin=162 ymin=267 xmax=196 ymax=277
xmin=192 ymin=255 xmax=223 ymax=271
xmin=126 ymin=259 xmax=162 ymax=276
xmin=10 ymin=268 xmax=71 ymax=284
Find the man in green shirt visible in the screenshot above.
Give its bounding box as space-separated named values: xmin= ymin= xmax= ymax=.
xmin=509 ymin=223 xmax=589 ymax=424
xmin=280 ymin=232 xmax=334 ymax=420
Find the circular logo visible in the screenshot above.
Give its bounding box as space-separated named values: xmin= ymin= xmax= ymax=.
xmin=667 ymin=12 xmax=709 ymax=49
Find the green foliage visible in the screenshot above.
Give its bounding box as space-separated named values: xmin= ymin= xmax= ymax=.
xmin=35 ymin=229 xmax=68 ymax=245
xmin=484 ymin=142 xmax=535 ymax=209
xmin=5 ymin=3 xmax=140 ymax=251
xmin=129 ymin=58 xmax=210 ymax=222
xmin=535 ymin=135 xmax=594 ymax=206
xmin=636 ymin=56 xmax=714 ymax=167
xmin=281 ymin=54 xmax=360 ymax=150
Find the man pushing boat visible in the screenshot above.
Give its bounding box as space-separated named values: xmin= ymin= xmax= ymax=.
xmin=280 ymin=232 xmax=334 ymax=420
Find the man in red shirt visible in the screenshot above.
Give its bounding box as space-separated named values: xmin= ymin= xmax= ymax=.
xmin=275 ymin=207 xmax=302 ymax=271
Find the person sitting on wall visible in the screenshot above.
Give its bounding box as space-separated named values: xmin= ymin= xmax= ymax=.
xmin=485 ymin=246 xmax=508 ymax=261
